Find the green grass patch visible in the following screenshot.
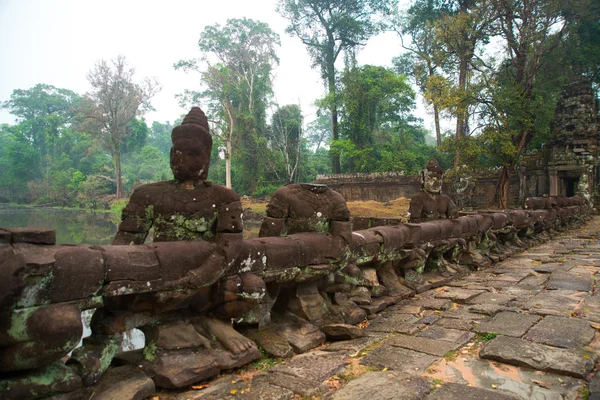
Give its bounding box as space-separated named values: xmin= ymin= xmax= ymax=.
xmin=249 ymin=347 xmax=282 ymax=371
xmin=476 ymin=332 xmax=499 ymax=342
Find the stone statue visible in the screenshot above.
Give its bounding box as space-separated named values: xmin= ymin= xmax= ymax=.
xmin=75 ymin=108 xmax=263 ymax=381
xmin=259 ymin=183 xmax=352 ymax=240
xmin=113 ymin=107 xmax=243 ymax=246
xmin=408 ymin=158 xmax=458 ymax=222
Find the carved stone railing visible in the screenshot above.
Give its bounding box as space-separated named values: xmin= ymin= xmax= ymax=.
xmin=0 ymin=196 xmax=592 ymax=399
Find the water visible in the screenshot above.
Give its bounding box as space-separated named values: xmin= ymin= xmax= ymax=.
xmin=0 ymin=204 xmax=119 ymax=245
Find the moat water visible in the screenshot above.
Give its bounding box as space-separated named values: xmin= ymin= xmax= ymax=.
xmin=0 ymin=204 xmax=118 ymax=245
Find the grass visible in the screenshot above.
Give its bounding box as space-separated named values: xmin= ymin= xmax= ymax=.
xmin=578 ymin=386 xmax=590 ymax=399
xmin=248 ymin=347 xmax=282 ymax=371
xmin=476 ymin=332 xmax=499 ymax=342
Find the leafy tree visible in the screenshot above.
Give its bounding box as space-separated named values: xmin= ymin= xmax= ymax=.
xmin=278 ymin=0 xmax=398 ymax=173
xmin=175 ymin=18 xmax=280 ymax=193
xmin=393 ymin=0 xmax=452 ymax=146
xmin=83 ymin=55 xmax=160 ymax=198
xmin=2 ymin=84 xmax=81 ymax=161
xmin=265 ymin=104 xmax=304 ymax=184
xmin=488 ymin=0 xmax=573 ymax=207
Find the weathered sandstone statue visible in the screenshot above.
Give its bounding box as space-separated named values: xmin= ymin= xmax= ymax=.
xmin=408 ymin=158 xmax=458 ymax=222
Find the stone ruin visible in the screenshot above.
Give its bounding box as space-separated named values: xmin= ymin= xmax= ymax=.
xmin=0 ymin=107 xmax=595 ymax=399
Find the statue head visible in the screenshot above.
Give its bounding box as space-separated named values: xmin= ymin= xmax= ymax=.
xmin=170 ymin=107 xmax=212 ymax=182
xmin=420 ymin=158 xmax=444 ymax=194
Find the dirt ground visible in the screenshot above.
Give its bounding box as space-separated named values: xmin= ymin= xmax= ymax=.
xmin=241 ymin=196 xmax=411 ymax=221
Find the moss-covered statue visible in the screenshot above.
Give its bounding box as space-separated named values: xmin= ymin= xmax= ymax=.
xmin=408 ymin=158 xmax=458 ymax=222
xmin=113 ymin=107 xmax=242 ymax=245
xmin=96 ymin=108 xmax=262 ymax=368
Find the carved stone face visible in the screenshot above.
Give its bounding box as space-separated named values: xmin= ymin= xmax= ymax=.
xmin=423 ymin=169 xmax=443 ymax=194
xmin=170 ymin=138 xmax=210 ymax=181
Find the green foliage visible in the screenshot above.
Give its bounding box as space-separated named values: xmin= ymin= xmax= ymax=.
xmin=476 ymin=332 xmax=499 ymax=342
xmin=249 ymin=348 xmax=282 ymax=370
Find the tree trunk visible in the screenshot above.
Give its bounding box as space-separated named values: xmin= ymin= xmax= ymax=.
xmin=225 ymin=139 xmax=232 ymax=189
xmin=433 ymin=103 xmax=442 ymax=147
xmin=494 ymin=165 xmax=513 ymax=209
xmin=115 ymin=146 xmax=123 ymax=199
xmin=326 ymin=44 xmax=340 ymax=174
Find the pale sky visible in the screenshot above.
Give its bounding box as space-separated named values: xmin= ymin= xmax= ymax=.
xmin=0 ymin=0 xmax=440 ymax=132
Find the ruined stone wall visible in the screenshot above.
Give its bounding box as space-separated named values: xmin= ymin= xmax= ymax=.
xmin=314 ymin=173 xmax=421 ymax=202
xmin=314 ymin=171 xmax=521 ymax=208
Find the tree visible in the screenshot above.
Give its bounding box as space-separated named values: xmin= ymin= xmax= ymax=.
xmin=266 ymin=104 xmax=304 ymax=184
xmin=278 ymin=0 xmax=398 ymax=173
xmin=393 ymin=0 xmax=452 ymax=146
xmin=490 ymin=0 xmax=571 ymax=207
xmin=84 ymin=55 xmax=160 ymax=198
xmin=175 ymin=18 xmax=280 ymax=192
xmin=339 ymin=65 xmax=415 ymax=148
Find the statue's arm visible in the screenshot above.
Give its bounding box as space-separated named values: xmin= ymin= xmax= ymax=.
xmin=408 ymin=197 xmax=424 ymax=223
xmin=259 ymin=190 xmax=288 ymax=237
xmin=446 ymin=197 xmax=459 ymax=219
xmin=112 ymin=192 xmax=152 ymax=245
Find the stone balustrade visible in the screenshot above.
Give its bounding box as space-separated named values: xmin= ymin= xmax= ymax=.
xmin=0 ymin=195 xmax=592 ymax=399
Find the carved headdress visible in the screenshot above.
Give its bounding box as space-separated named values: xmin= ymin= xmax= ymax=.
xmin=170 ymin=107 xmax=212 ymax=181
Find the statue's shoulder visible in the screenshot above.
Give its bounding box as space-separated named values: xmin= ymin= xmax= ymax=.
xmin=129 ymin=180 xmax=174 ymax=200
xmin=208 ymin=183 xmax=241 ymax=204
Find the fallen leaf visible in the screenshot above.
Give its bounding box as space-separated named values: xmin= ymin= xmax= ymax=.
xmin=531 ymin=380 xmax=549 ymax=389
xmin=491 ymin=384 xmax=498 ymax=389
xmin=230 ymin=389 xmax=238 ymax=395
xmin=590 ymin=322 xmax=600 ymax=330
xmin=191 ymin=384 xmax=210 ymax=390
xmin=557 ymin=378 xmax=564 ymax=383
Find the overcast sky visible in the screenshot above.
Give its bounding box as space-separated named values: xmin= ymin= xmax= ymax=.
xmin=0 ymin=0 xmax=440 ymax=132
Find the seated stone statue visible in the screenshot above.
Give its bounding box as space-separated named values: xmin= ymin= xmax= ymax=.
xmin=106 ymin=108 xmax=261 ymax=356
xmin=259 ymin=183 xmax=352 ymax=240
xmin=408 ymin=158 xmax=458 ymax=222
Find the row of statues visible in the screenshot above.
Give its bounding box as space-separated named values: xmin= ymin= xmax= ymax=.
xmin=0 ymin=107 xmax=592 ymax=399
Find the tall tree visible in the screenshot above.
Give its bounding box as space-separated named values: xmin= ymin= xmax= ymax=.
xmin=278 ymin=0 xmax=398 ymax=173
xmin=491 ymin=0 xmax=570 ymax=207
xmin=84 ymin=55 xmax=160 ymax=198
xmin=175 ymin=18 xmax=280 ymax=192
xmin=266 ymin=104 xmax=304 ymax=184
xmin=394 ymin=0 xmax=451 ymax=146
xmin=2 ymin=84 xmax=81 ymax=172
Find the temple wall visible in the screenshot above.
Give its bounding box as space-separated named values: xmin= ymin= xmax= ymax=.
xmin=314 ymin=172 xmax=522 ymax=208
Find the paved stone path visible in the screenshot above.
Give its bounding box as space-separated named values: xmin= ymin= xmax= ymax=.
xmin=162 ymin=217 xmax=600 ymax=400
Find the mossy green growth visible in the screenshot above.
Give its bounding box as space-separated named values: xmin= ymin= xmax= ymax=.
xmin=143 ymin=341 xmax=159 ymax=361
xmin=249 ymin=347 xmax=282 ymax=370
xmin=476 ymin=332 xmax=499 ymax=342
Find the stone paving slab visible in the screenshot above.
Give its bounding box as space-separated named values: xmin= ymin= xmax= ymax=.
xmin=174 ymin=374 xmax=295 ymax=400
xmin=266 ymin=351 xmax=348 ymax=397
xmin=360 ymin=344 xmax=439 ymax=373
xmin=366 ymin=312 xmax=420 ymax=334
xmin=410 ymin=297 xmax=453 ymax=310
xmin=523 ymin=291 xmax=582 ymax=316
xmin=323 ymin=335 xmax=382 ymax=356
xmin=386 ymin=334 xmax=460 ymax=356
xmin=580 ymin=295 xmax=600 ymax=323
xmin=480 ymin=336 xmax=596 ymax=378
xmin=425 ymin=382 xmax=520 ymax=400
xmin=474 ymin=312 xmax=541 ymax=337
xmin=523 ymin=315 xmax=596 ymax=348
xmin=330 ymin=371 xmax=432 ymax=400
xmin=417 ymin=326 xmax=475 ymax=346
xmin=547 ymin=270 xmax=595 ymax=292
xmin=433 ymin=317 xmax=476 ymax=331
xmin=466 ymin=292 xmax=516 ymax=305
xmin=423 ymin=356 xmax=584 ymax=400
xmin=435 ymin=287 xmax=486 ymax=303
xmin=440 ymin=308 xmax=490 ymax=321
